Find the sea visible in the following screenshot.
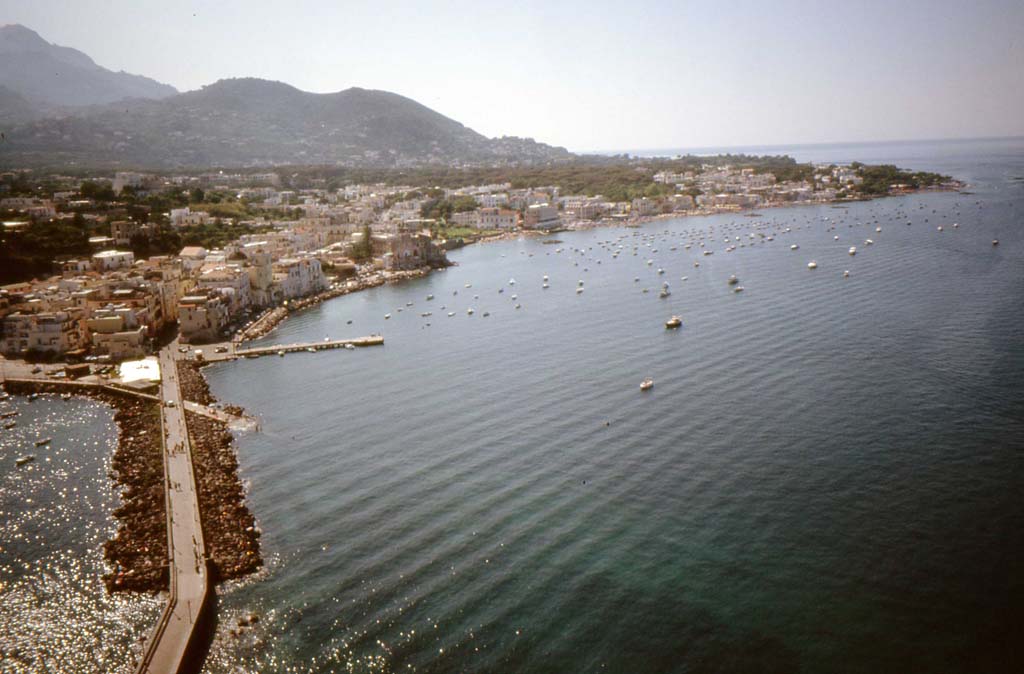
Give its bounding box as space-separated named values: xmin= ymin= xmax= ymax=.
xmin=2 ymin=137 xmax=1022 ymax=673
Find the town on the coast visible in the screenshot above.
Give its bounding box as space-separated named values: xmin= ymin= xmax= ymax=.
xmin=0 ymin=158 xmax=956 ymax=359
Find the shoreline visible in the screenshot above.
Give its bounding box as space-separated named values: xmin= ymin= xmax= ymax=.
xmin=233 ymin=267 xmax=438 ymax=343
xmin=230 ymin=186 xmax=964 ymax=346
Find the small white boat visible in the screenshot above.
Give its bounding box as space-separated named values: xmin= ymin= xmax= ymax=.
xmin=807 ymin=261 xmax=818 ymax=269
xmin=665 ymin=316 xmax=682 ymax=329
xmin=576 ymin=287 xmax=584 ymax=294
xmin=467 ymin=308 xmax=474 ymax=315
xmin=509 ymin=278 xmax=516 ymax=285
xmin=734 ymin=286 xmax=745 ymax=293
xmin=640 ymin=378 xmax=654 ymax=391
xmin=728 ymin=275 xmax=739 ymax=285
xmin=993 ymin=239 xmax=999 ymax=246
xmin=421 ymin=312 xmax=432 ymax=317
xmin=448 ymin=312 xmax=456 ymax=317
xmin=848 ymin=246 xmax=857 ymax=255
xmin=865 ymin=239 xmax=874 ymax=245
xmin=345 ymin=344 xmax=355 ymax=350
xmin=843 ymin=270 xmax=850 ymax=278
xmin=384 ymin=313 xmax=391 ymax=319
xmin=542 ymin=283 xmax=549 ymax=289
xmin=426 ymin=294 xmax=434 ymax=300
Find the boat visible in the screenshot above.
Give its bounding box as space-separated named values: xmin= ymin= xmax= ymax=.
xmin=848 ymin=246 xmax=857 ymax=255
xmin=843 ymin=270 xmax=850 ymax=278
xmin=345 ymin=344 xmax=355 ymax=350
xmin=665 ymin=316 xmax=682 ymax=329
xmin=1 ymin=411 xmax=17 ymax=418
xmin=421 ymin=312 xmax=432 ymax=317
xmin=728 ymin=275 xmax=739 ymax=285
xmin=509 ymin=278 xmax=516 ymax=285
xmin=16 ymin=455 xmax=34 ymax=466
xmin=734 ymin=286 xmax=745 ymax=293
xmin=27 ymin=393 xmax=38 ymax=401
xmin=542 ymin=283 xmax=549 ymax=289
xmin=807 ymin=261 xmax=818 ymax=269
xmin=384 ymin=313 xmax=391 ymax=319
xmin=426 ymin=294 xmax=434 ymax=300
xmin=448 ymin=312 xmax=456 ymax=317
xmin=307 ymin=347 xmax=317 ymax=353
xmin=467 ymin=308 xmax=474 ymax=315
xmin=278 ymin=350 xmax=286 ymax=357
xmin=4 ymin=422 xmax=16 ymax=430
xmin=640 ymin=378 xmax=654 ymax=391
xmin=576 ymin=287 xmax=584 ymax=294
xmin=659 ymin=289 xmax=671 ymax=298
xmin=34 ymin=437 xmax=52 ymax=446
xmin=482 ymin=311 xmax=490 ymax=317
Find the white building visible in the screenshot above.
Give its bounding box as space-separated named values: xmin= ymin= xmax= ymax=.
xmin=91 ymin=250 xmax=136 ymax=271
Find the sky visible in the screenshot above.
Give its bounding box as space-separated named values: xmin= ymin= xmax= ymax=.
xmin=2 ymin=0 xmax=1023 ymax=152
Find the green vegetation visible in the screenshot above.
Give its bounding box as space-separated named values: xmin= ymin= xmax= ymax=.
xmin=351 ymin=224 xmax=373 ymax=262
xmin=0 ymin=219 xmax=90 ymax=283
xmin=852 ymin=163 xmax=950 ymax=195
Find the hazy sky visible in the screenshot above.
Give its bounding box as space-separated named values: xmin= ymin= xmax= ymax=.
xmin=3 ymin=0 xmax=1023 ymax=151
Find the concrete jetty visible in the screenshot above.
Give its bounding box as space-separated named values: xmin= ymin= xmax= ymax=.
xmin=133 ymin=349 xmax=210 ymax=674
xmin=194 ymin=335 xmax=383 ymax=362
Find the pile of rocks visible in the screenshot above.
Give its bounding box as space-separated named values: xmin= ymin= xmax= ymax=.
xmin=185 ymin=411 xmax=262 ymax=581
xmin=176 ymin=361 xmax=214 ymax=406
xmin=2 ymin=381 xmax=170 ymax=593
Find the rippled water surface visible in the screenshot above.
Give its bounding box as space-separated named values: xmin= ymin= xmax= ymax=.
xmin=5 ymin=138 xmax=1024 ymax=674
xmin=198 ymin=138 xmax=1024 ymax=673
xmin=0 ymin=395 xmax=161 ymax=673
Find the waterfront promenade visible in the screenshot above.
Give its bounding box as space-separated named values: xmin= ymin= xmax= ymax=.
xmin=133 ymin=348 xmax=209 ymax=674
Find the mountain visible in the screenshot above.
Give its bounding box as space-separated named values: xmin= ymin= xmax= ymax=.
xmin=0 ymin=24 xmax=177 ymax=107
xmin=0 ymin=85 xmax=40 ymax=124
xmin=0 ymin=78 xmax=571 ymax=168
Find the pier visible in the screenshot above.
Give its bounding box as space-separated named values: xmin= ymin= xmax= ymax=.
xmin=194 ymin=335 xmax=384 ymax=362
xmin=134 ymin=348 xmax=210 ymax=674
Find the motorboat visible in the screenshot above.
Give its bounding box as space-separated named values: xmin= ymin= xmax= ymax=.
xmin=808 ymin=261 xmax=818 ymax=269
xmin=640 ymin=378 xmax=654 ymax=391
xmin=16 ymin=455 xmax=34 ymax=466
xmin=728 ymin=275 xmax=739 ymax=285
xmin=665 ymin=316 xmax=682 ymax=329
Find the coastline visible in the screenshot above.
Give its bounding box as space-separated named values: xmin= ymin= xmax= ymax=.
xmin=233 ymin=266 xmax=438 ymax=343
xmin=231 ymin=185 xmax=964 ymax=346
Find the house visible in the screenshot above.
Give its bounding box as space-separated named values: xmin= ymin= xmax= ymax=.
xmin=523 ymin=204 xmax=559 ymax=229
xmin=478 ymin=208 xmax=518 ymax=230
xmin=0 ymin=311 xmax=87 ymax=356
xmin=91 ymin=250 xmax=135 ymax=271
xmin=178 ymin=292 xmax=231 ymax=344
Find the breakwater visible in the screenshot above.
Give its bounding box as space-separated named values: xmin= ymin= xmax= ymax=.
xmin=2 ymin=380 xmax=169 ymax=594
xmin=176 ymin=360 xmax=262 ymax=582
xmin=185 ymin=411 xmax=262 ymax=582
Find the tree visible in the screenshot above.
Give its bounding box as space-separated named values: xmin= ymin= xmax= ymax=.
xmin=351 ymin=224 xmax=373 ymax=262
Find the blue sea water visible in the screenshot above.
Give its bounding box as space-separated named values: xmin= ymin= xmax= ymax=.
xmin=196 ymin=137 xmax=1024 ymax=673
xmin=4 ymin=138 xmax=1022 ymax=673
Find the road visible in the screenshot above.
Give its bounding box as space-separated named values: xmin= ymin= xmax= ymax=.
xmin=134 ymin=348 xmax=209 ymax=674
